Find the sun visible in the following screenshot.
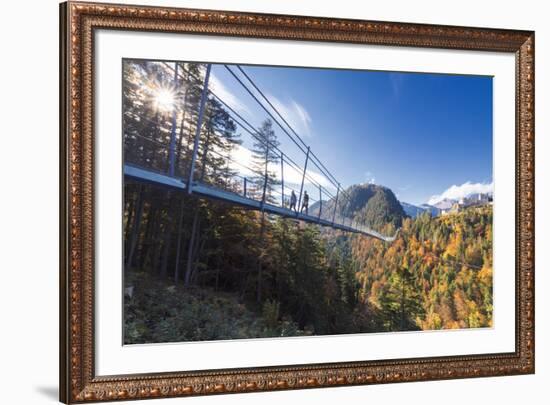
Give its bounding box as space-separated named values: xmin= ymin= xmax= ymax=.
xmin=153 ymin=88 xmax=175 ymax=112
xmin=139 ymin=76 xmax=178 ymax=113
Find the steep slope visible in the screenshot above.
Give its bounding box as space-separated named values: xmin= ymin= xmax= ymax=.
xmin=400 ymin=201 xmax=425 ymax=218
xmin=401 ymin=202 xmax=441 ymax=218
xmin=313 ymin=183 xmax=406 ymax=231
xmin=419 ymin=203 xmax=441 ymax=217
xmin=351 ymin=204 xmax=493 ymax=331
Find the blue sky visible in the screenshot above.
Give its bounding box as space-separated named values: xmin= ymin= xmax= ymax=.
xmin=208 ymin=63 xmax=493 ymax=206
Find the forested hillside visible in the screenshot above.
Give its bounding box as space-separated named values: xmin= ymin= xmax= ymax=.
xmin=124 ymin=186 xmax=365 ymax=342
xmin=124 ymin=184 xmax=493 ymax=343
xmin=312 ymin=183 xmax=406 ymax=232
xmin=350 ymin=205 xmax=493 ymax=331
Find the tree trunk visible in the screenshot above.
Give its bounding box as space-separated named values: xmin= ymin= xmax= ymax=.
xmin=190 ymin=235 xmax=207 ymax=285
xmin=256 ymin=211 xmax=266 ymax=303
xmin=184 ymin=206 xmax=200 ymax=287
xmin=159 ymin=193 xmax=175 ymax=279
xmin=276 ymin=220 xmax=285 ymax=301
xmin=199 ymin=127 xmax=212 ymax=182
xmin=215 ymin=254 xmax=221 ymax=292
xmin=400 ymin=275 xmax=405 ymax=330
xmin=173 ymin=198 xmax=186 ymax=284
xmin=139 ymin=204 xmax=156 ymax=268
xmin=151 ymin=112 xmax=161 ymax=170
xmin=152 ymin=206 xmax=166 ymax=275
xmin=175 ymin=82 xmax=190 ymax=173
xmin=124 ymin=195 xmax=135 ymax=242
xmin=125 ymin=185 xmax=144 ymax=271
xmin=160 ymin=222 xmax=172 ymax=279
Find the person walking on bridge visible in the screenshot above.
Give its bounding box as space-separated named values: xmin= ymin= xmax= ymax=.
xmin=289 ymin=190 xmax=297 ymax=211
xmin=301 ymin=191 xmax=309 ymax=215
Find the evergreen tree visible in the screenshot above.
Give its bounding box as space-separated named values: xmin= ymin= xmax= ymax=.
xmin=251 ymin=119 xmax=280 ymax=204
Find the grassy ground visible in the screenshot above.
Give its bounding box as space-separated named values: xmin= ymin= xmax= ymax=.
xmin=124 ymin=271 xmax=310 ymax=344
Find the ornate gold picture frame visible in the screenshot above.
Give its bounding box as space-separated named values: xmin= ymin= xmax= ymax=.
xmin=60 ymin=1 xmax=535 ymax=402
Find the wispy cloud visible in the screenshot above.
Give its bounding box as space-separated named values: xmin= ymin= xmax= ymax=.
xmin=227 ymin=144 xmax=333 ymax=190
xmin=428 ymin=181 xmax=494 ymax=205
xmin=268 ymin=94 xmax=313 ymax=137
xmin=364 ymin=171 xmax=376 ymax=184
xmin=209 ymin=73 xmax=250 ymax=115
xmin=210 ymin=72 xmax=312 ymax=138
xmin=388 ymin=73 xmax=406 ymax=98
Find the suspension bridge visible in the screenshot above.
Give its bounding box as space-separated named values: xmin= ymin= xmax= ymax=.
xmin=123 ymin=61 xmax=399 ymax=243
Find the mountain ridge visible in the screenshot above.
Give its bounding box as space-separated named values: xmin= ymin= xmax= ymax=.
xmin=311 ymin=183 xmax=406 ymax=232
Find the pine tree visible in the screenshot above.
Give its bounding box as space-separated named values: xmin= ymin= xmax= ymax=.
xmin=250 ymin=119 xmax=280 ymax=302
xmin=251 ymin=119 xmax=280 ymax=204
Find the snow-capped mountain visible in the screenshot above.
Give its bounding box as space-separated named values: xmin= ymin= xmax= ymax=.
xmin=400 ymin=202 xmax=427 ymax=218
xmin=419 ymin=204 xmax=441 ymax=217
xmin=400 ymin=192 xmax=492 ymax=218
xmin=400 ymin=202 xmax=440 ymax=218
xmin=432 ymin=198 xmax=454 ymax=211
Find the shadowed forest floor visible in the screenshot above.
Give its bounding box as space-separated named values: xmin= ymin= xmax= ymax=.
xmin=124 ymin=271 xmax=311 ymax=344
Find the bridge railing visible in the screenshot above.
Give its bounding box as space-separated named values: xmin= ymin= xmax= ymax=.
xmin=123 ymin=60 xmax=388 ymax=237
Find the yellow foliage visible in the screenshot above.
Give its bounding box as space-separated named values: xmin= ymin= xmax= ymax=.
xmin=352 ymin=205 xmax=493 ymax=332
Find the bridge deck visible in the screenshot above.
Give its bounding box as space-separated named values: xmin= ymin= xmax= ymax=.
xmin=124 ymin=164 xmax=397 ymax=242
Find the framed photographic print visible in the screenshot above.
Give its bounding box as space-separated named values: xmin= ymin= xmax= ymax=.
xmin=60 ymin=1 xmax=535 ymax=402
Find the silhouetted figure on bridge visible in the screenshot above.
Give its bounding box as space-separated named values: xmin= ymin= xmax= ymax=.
xmin=301 ymin=191 xmax=309 ymax=215
xmin=289 ymin=190 xmax=297 ymax=211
